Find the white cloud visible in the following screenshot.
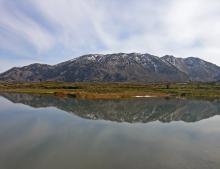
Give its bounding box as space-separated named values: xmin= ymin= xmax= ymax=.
xmin=1 ymin=0 xmax=220 ymax=71
xmin=0 ymin=0 xmax=55 ymax=55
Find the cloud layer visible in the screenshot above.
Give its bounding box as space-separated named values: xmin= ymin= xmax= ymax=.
xmin=0 ymin=0 xmax=220 ymax=72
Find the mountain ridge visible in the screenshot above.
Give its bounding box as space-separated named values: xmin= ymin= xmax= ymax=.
xmin=0 ymin=52 xmax=220 ymax=82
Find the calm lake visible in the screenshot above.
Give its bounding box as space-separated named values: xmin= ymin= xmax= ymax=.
xmin=0 ymin=93 xmax=220 ymax=169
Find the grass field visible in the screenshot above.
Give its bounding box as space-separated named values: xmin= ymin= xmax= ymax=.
xmin=0 ymin=81 xmax=220 ymax=100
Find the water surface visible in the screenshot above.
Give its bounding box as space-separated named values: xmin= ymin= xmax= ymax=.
xmin=0 ymin=93 xmax=220 ymax=169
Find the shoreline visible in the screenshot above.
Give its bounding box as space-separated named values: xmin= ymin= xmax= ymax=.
xmin=0 ymin=82 xmax=220 ymax=100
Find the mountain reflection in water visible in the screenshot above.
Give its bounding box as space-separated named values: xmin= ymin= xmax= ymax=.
xmin=1 ymin=93 xmax=220 ymax=123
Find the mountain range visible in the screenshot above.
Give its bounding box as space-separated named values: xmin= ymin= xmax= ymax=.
xmin=1 ymin=53 xmax=220 ymax=82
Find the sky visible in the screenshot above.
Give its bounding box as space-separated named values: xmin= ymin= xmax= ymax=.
xmin=1 ymin=0 xmax=220 ymax=72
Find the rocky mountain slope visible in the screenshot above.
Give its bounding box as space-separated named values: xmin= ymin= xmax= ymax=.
xmin=0 ymin=53 xmax=220 ymax=82
xmin=161 ymin=55 xmax=220 ymax=82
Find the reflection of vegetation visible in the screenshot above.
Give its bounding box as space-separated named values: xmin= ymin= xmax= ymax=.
xmin=1 ymin=82 xmax=220 ymax=99
xmin=1 ymin=93 xmax=220 ymax=123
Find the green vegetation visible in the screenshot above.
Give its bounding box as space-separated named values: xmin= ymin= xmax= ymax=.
xmin=0 ymin=81 xmax=220 ymax=100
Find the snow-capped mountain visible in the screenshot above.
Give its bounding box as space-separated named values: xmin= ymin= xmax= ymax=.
xmin=0 ymin=53 xmax=219 ymax=82
xmin=161 ymin=55 xmax=220 ymax=82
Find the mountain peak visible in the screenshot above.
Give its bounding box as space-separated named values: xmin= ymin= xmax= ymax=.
xmin=161 ymin=55 xmax=177 ymax=65
xmin=0 ymin=52 xmax=220 ymax=82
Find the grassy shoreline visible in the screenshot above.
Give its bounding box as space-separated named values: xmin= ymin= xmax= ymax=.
xmin=0 ymin=82 xmax=220 ymax=100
